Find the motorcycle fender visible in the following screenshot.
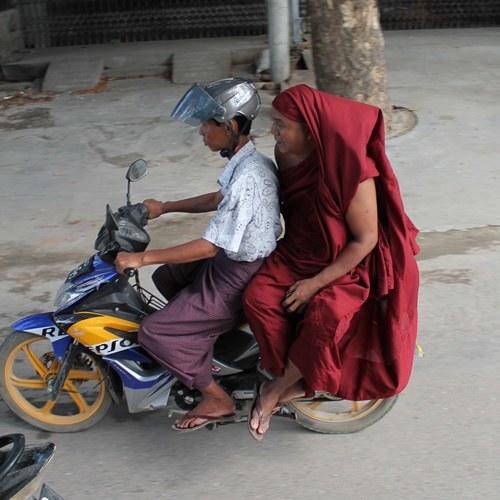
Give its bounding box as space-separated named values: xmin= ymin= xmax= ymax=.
xmin=10 ymin=312 xmax=72 ymax=359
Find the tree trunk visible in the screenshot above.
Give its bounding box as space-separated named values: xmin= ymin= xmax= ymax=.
xmin=308 ymin=0 xmax=392 ymax=123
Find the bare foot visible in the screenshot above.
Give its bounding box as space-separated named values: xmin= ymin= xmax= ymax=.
xmin=249 ymin=382 xmax=281 ymax=438
xmin=175 ymin=383 xmax=235 ymax=430
xmin=249 ymin=360 xmax=304 ymax=439
xmin=277 ymin=381 xmax=306 ymax=405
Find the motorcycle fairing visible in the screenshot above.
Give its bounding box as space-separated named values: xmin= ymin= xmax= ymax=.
xmin=73 ymin=273 xmax=153 ymax=320
xmin=10 ymin=313 xmax=72 ymax=359
xmin=64 ymin=313 xmax=154 ymax=362
xmin=105 ymin=358 xmax=176 ymax=412
xmin=103 ymin=346 xmax=153 ymax=363
xmin=54 ymin=254 xmax=118 ymax=313
xmin=67 ymin=315 xmax=141 ymax=354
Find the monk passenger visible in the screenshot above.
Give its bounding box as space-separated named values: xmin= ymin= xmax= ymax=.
xmin=243 ymin=85 xmax=420 ymax=441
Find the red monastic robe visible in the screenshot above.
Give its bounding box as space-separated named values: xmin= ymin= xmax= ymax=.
xmin=243 ymin=85 xmax=419 ymax=400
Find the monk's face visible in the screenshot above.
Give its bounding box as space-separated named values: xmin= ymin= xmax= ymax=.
xmin=270 ymin=108 xmax=312 ymax=156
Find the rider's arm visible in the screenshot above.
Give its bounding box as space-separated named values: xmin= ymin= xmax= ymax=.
xmin=114 ymin=238 xmax=219 ymax=273
xmin=144 ymin=191 xmax=223 ymax=219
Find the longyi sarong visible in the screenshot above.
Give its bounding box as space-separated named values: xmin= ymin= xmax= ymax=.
xmin=139 ymin=249 xmax=262 ymax=389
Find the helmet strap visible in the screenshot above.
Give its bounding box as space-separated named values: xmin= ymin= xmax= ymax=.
xmin=219 ymin=121 xmax=240 ymax=159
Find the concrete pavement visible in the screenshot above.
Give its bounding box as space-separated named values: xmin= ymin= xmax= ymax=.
xmin=1 ymin=36 xmax=268 ymax=89
xmin=1 ymin=28 xmax=500 ymax=499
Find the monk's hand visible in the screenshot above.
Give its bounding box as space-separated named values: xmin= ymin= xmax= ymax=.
xmin=115 ymin=252 xmax=145 ymax=274
xmin=281 ymin=279 xmax=319 ymax=314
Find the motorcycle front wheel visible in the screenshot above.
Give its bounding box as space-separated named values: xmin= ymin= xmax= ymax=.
xmin=0 ymin=332 xmax=112 ymax=432
xmin=290 ymin=395 xmax=398 ymax=434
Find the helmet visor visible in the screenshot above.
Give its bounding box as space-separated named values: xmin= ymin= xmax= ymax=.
xmin=170 ymin=83 xmax=225 ymax=126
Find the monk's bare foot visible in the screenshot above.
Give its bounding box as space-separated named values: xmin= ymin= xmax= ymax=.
xmin=249 ymin=382 xmax=281 ymax=439
xmin=277 ymin=381 xmax=306 ymax=405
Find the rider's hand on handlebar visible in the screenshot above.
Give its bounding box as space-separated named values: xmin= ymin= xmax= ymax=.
xmin=143 ymin=199 xmax=166 ymax=219
xmin=115 ymin=252 xmax=145 ymax=274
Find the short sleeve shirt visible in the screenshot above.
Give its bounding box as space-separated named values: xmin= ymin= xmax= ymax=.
xmin=203 ymin=141 xmax=282 ymax=262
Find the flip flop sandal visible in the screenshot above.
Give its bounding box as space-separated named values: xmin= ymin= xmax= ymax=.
xmin=247 ymin=382 xmax=273 ymax=442
xmin=172 ymin=413 xmax=236 ymax=433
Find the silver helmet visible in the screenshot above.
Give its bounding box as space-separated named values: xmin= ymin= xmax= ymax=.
xmin=170 ymin=77 xmax=261 ymax=126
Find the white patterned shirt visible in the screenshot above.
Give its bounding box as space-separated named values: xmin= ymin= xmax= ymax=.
xmin=203 ymin=141 xmax=282 ymax=262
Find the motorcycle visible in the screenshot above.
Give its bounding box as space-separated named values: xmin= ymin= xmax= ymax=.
xmin=0 ymin=433 xmax=62 ymax=499
xmin=0 ymin=159 xmax=397 ymax=434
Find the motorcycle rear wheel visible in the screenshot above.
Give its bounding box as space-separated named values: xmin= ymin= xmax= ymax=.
xmin=0 ymin=332 xmax=112 ymax=433
xmin=290 ymin=395 xmax=398 ymax=434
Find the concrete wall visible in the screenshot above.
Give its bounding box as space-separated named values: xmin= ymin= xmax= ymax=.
xmin=0 ymin=8 xmax=23 ymax=65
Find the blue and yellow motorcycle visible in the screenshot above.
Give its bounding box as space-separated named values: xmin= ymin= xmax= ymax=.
xmin=0 ymin=160 xmax=397 ymax=434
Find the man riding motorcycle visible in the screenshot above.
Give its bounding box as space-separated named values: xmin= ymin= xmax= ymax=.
xmin=115 ymin=78 xmax=282 ymax=432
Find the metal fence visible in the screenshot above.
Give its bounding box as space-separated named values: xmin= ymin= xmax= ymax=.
xmin=17 ymin=0 xmax=268 ymax=48
xmin=17 ymin=0 xmax=500 ymax=49
xmin=379 ymin=0 xmax=500 ymax=30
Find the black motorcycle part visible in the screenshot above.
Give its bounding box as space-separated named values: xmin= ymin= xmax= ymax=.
xmin=216 ymin=370 xmax=261 ymax=397
xmin=172 ymin=382 xmax=201 ymax=411
xmin=47 ymin=339 xmax=79 ymax=400
xmin=0 ymin=434 xmax=25 ymax=483
xmin=72 ymin=275 xmax=154 ymax=320
xmin=213 ymin=326 xmax=259 ymax=371
xmin=102 ymin=364 xmax=124 ymax=404
xmin=95 ymin=203 xmax=150 ymax=259
xmin=0 ymin=435 xmax=56 ymax=499
xmin=39 ymin=483 xmax=65 ymax=500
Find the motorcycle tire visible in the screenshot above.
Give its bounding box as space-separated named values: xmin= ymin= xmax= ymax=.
xmin=0 ymin=332 xmax=112 ymax=433
xmin=290 ymin=395 xmax=398 ymax=434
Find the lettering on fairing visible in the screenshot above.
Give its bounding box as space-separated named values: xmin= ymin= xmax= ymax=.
xmin=89 ymin=337 xmax=139 ymax=356
xmin=32 ymin=326 xmax=68 ymax=338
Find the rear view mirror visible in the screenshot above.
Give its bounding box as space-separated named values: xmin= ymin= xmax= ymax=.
xmin=125 ymin=159 xmax=148 ymax=205
xmin=126 ymin=159 xmax=148 ymax=182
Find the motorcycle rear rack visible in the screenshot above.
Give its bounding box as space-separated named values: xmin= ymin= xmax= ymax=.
xmin=133 ymin=284 xmax=167 ymax=311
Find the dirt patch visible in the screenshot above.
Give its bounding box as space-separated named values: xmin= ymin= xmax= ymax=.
xmin=415 ymin=227 xmax=500 ymax=286
xmin=421 ymin=269 xmax=472 ymax=285
xmin=416 ymin=226 xmax=500 ymax=261
xmin=0 ymin=91 xmax=53 ymax=110
xmin=0 ymin=107 xmax=54 ymax=130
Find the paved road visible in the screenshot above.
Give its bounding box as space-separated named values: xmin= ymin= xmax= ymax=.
xmin=1 ymin=29 xmax=499 ymax=499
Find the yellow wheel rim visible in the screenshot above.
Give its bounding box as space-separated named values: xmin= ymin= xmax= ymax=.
xmin=291 ymin=398 xmax=386 ymax=423
xmin=3 ymin=336 xmax=107 ymax=427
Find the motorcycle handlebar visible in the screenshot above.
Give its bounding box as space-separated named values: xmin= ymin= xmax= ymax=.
xmin=131 ymin=202 xmax=150 ymax=227
xmin=117 ymin=202 xmax=149 ymax=227
xmin=95 ymin=202 xmax=151 ymax=259
xmin=124 ymin=268 xmax=137 ymax=278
